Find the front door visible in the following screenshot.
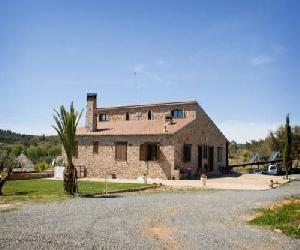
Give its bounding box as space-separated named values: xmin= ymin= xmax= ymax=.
xmin=197 ymin=145 xmax=202 ymax=176
xmin=208 ymin=147 xmax=214 ymax=172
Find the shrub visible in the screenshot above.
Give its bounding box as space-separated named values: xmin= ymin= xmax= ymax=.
xmin=34 ymin=162 xmax=49 ymax=172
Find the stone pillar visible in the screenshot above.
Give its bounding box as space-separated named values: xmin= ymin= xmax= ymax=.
xmin=86 ymin=93 xmax=97 ymax=132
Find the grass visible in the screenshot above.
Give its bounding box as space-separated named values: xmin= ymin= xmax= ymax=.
xmin=0 ymin=179 xmax=152 ymax=204
xmin=248 ymin=195 xmax=300 ymax=239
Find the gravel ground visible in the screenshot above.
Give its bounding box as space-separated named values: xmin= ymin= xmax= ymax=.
xmin=1 ymin=175 xmax=300 ymax=250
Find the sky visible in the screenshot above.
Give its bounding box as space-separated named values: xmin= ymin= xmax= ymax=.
xmin=0 ymin=0 xmax=299 ymax=143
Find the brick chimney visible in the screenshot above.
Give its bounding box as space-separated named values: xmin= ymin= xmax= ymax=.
xmin=86 ymin=93 xmax=97 ymax=132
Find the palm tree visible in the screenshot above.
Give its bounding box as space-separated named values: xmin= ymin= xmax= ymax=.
xmin=52 ymin=103 xmax=83 ymax=194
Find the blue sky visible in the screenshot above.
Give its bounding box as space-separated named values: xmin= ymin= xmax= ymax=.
xmin=0 ymin=0 xmax=299 ymax=143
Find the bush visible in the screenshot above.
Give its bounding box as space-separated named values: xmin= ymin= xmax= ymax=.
xmin=34 ymin=162 xmax=49 ymax=172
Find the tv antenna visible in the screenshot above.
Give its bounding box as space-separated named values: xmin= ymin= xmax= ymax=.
xmin=134 ymin=70 xmax=140 ymax=104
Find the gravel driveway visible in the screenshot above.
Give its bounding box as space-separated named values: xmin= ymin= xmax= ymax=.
xmin=1 ymin=175 xmax=300 ymax=250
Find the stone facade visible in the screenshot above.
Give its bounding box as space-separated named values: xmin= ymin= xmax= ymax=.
xmin=67 ymin=94 xmax=228 ymax=180
xmin=73 ymin=135 xmax=174 ymax=179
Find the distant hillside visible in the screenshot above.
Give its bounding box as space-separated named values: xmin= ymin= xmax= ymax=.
xmin=0 ymin=129 xmax=61 ymax=164
xmin=0 ymin=129 xmax=59 ymax=145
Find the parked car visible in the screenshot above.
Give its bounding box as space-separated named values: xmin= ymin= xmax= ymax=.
xmin=262 ymin=165 xmax=283 ymax=175
xmin=249 ymin=168 xmax=262 ymax=174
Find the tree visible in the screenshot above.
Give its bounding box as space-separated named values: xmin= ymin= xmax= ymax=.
xmin=292 ymin=126 xmax=300 ymax=168
xmin=283 ymin=114 xmax=292 ymax=179
xmin=52 ymin=103 xmax=82 ymax=194
xmin=229 ymin=140 xmax=238 ymax=158
xmin=0 ymin=150 xmax=20 ymax=195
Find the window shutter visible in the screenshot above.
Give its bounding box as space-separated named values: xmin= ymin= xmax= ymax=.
xmin=140 ymin=144 xmax=146 ymax=161
xmin=183 ymin=145 xmax=186 ymax=162
xmin=122 ymin=143 xmax=127 ymax=161
xmin=115 ymin=142 xmax=127 ymax=161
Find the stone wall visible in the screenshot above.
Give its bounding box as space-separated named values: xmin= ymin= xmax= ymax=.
xmin=73 ymin=99 xmax=228 ymax=180
xmin=174 ymin=105 xmax=227 ymax=177
xmin=86 ymin=94 xmax=97 ymax=131
xmin=72 ymin=135 xmax=175 ymax=180
xmin=96 ymin=103 xmax=197 ymax=123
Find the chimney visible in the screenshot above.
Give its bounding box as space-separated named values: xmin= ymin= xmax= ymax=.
xmin=86 ymin=93 xmax=97 ymax=132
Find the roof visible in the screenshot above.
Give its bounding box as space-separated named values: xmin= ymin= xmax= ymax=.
xmin=17 ymin=153 xmax=34 ymax=168
xmin=76 ymin=118 xmax=195 ymax=136
xmin=14 ymin=153 xmax=35 ymax=173
xmin=268 ymin=151 xmax=280 ymax=161
xmin=249 ymin=153 xmax=260 ymax=163
xmin=98 ymin=100 xmax=197 ymax=111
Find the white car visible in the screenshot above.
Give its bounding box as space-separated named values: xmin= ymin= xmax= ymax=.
xmin=267 ymin=165 xmax=281 ymax=175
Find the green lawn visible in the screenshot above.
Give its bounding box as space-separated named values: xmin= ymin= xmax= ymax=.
xmin=0 ymin=179 xmax=151 ymax=204
xmin=248 ymin=196 xmax=300 ymax=239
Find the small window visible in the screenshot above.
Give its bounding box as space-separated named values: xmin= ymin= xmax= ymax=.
xmin=171 ymin=109 xmax=184 ymax=119
xmin=136 ymin=111 xmax=142 ymax=120
xmin=203 ymin=144 xmax=208 ymax=159
xmin=115 ymin=142 xmax=127 ymax=161
xmin=217 ymin=147 xmax=222 ymax=162
xmin=73 ymin=141 xmax=78 ymax=158
xmin=140 ymin=143 xmax=160 ymax=161
xmin=125 ymin=112 xmax=130 ymax=121
xmin=99 ymin=114 xmax=109 ymax=121
xmin=183 ymin=144 xmax=192 ymax=162
xmin=148 ymin=110 xmax=152 ymax=120
xmin=93 ymin=142 xmax=99 ymax=154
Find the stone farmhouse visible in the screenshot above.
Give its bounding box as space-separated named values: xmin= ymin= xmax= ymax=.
xmin=72 ymin=93 xmax=228 ymax=180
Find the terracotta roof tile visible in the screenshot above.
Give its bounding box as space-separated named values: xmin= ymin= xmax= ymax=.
xmin=76 ymin=118 xmax=195 ymax=136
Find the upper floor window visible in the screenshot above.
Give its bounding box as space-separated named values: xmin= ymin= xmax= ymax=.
xmin=125 ymin=112 xmax=130 ymax=121
xmin=148 ymin=110 xmax=153 ymax=120
xmin=99 ymin=114 xmax=109 ymax=121
xmin=136 ymin=112 xmax=142 ymax=120
xmin=171 ymin=109 xmax=184 ymax=119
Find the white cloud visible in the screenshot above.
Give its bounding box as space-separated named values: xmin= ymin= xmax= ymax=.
xmin=219 ymin=120 xmax=281 ymax=143
xmin=250 ymin=55 xmax=274 ymax=66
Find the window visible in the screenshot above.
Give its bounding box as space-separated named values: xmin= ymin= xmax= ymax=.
xmin=147 ymin=110 xmax=153 ymax=120
xmin=203 ymin=144 xmax=208 ymax=159
xmin=183 ymin=144 xmax=192 ymax=162
xmin=140 ymin=143 xmax=160 ymax=161
xmin=217 ymin=147 xmax=223 ymax=162
xmin=115 ymin=142 xmax=127 ymax=161
xmin=171 ymin=109 xmax=184 ymax=119
xmin=73 ymin=141 xmax=78 ymax=158
xmin=125 ymin=112 xmax=130 ymax=121
xmin=99 ymin=114 xmax=109 ymax=121
xmin=93 ymin=142 xmax=99 ymax=154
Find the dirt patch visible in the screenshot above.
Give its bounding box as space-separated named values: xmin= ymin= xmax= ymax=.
xmin=290 ymin=219 xmax=300 ymax=225
xmin=0 ymin=203 xmax=20 ymax=212
xmin=244 ymin=211 xmax=264 ymax=222
xmin=270 ymin=197 xmax=300 ymax=210
xmin=141 ymin=221 xmax=181 ymax=250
